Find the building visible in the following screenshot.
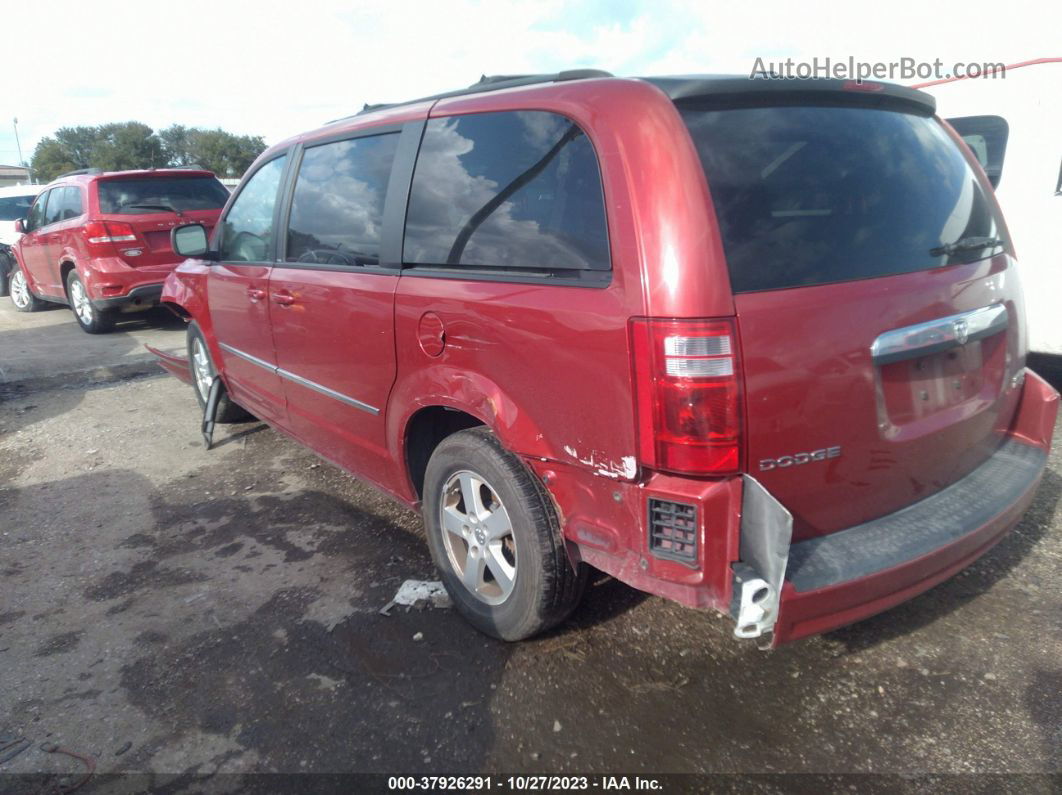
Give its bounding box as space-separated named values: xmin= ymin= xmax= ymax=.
xmin=0 ymin=164 xmax=32 ymax=187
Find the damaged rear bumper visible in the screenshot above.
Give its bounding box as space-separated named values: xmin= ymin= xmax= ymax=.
xmin=758 ymin=368 xmax=1057 ymax=644
xmin=540 ymin=369 xmax=1056 ymax=646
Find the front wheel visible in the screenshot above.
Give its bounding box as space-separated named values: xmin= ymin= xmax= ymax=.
xmin=0 ymin=250 xmax=11 ymax=297
xmin=67 ymin=270 xmax=114 ymax=334
xmin=423 ymin=427 xmax=587 ymax=640
xmin=10 ymin=265 xmax=45 ymax=312
xmin=186 ymin=321 xmax=254 ymax=423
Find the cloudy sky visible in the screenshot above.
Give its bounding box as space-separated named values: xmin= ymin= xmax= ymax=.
xmin=1 ymin=0 xmax=1054 ymax=170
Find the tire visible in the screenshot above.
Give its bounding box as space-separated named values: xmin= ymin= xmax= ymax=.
xmin=187 ymin=321 xmax=254 ymax=423
xmin=423 ymin=427 xmax=587 ymax=641
xmin=0 ymin=250 xmax=11 ymax=298
xmin=9 ymin=263 xmax=45 ymax=312
xmin=66 ymin=270 xmax=115 ymax=334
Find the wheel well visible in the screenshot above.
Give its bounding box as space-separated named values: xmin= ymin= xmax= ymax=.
xmin=162 ymin=301 xmax=191 ymax=320
xmin=59 ymin=261 xmax=77 ymax=296
xmin=405 ymin=407 xmax=485 ymax=499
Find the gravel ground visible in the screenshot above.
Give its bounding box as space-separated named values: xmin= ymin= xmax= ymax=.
xmin=0 ymin=372 xmax=1058 ymax=790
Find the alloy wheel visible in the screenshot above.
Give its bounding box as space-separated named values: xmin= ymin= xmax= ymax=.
xmin=70 ymin=278 xmax=94 ymax=325
xmin=11 ymin=269 xmax=30 ymax=308
xmin=439 ymin=470 xmax=518 ymax=605
xmin=192 ymin=338 xmax=213 ymax=402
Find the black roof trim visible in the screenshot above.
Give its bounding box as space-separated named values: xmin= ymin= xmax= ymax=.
xmin=329 ymin=69 xmax=613 ymax=123
xmin=644 ymin=75 xmax=936 ymax=116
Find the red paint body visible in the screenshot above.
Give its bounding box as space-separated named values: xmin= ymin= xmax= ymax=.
xmin=13 ymin=169 xmax=224 ymax=310
xmin=157 ymin=76 xmax=1057 ymax=643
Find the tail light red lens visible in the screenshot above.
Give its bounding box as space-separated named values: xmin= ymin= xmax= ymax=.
xmin=84 ymin=221 xmax=137 ymax=247
xmin=630 ymin=317 xmax=742 ymax=475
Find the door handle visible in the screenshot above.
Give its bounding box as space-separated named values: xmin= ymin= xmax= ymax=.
xmin=246 ymin=287 xmax=266 ymax=302
xmin=272 ymin=291 xmax=296 ymax=306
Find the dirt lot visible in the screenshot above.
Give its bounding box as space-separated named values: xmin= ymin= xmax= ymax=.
xmin=0 ymin=311 xmax=1059 ymax=790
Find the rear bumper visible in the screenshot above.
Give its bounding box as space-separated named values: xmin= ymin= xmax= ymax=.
xmin=772 ymin=369 xmax=1058 ymax=644
xmin=91 ymin=283 xmax=164 ymax=311
xmin=80 ymin=255 xmax=178 ymax=307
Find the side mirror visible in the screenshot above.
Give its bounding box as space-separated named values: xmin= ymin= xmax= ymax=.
xmin=947 ymin=115 xmax=1009 ymax=190
xmin=14 ymin=219 xmax=25 ymax=233
xmin=171 ymin=223 xmax=215 ymax=259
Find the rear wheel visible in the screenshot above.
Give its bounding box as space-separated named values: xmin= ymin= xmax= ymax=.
xmin=10 ymin=265 xmax=44 ymax=312
xmin=187 ymin=321 xmax=253 ymax=423
xmin=66 ymin=270 xmax=114 ymax=334
xmin=423 ymin=427 xmax=587 ymax=640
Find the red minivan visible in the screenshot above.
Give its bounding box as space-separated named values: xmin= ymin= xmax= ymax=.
xmin=155 ymin=71 xmax=1058 ymax=644
xmin=10 ymin=168 xmax=228 ymax=333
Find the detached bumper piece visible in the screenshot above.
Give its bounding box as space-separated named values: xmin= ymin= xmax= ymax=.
xmin=729 ymin=476 xmax=792 ymax=640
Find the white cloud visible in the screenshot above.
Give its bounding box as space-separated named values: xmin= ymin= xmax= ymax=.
xmin=0 ymin=0 xmax=1051 ymax=168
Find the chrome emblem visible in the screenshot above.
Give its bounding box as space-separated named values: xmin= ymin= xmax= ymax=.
xmin=759 ymin=446 xmax=841 ymax=471
xmin=953 ymin=318 xmax=969 ymax=345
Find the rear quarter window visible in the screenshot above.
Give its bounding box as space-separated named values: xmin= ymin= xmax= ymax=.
xmin=404 ymin=110 xmax=610 ymax=274
xmin=680 ymin=104 xmax=1007 ymax=292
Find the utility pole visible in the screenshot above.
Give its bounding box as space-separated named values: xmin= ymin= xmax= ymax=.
xmin=13 ymin=117 xmax=31 ymax=183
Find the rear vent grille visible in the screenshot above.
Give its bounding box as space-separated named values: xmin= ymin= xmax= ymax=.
xmin=648 ymin=498 xmax=698 ymax=565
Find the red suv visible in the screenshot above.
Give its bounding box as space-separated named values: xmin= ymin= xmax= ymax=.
xmin=9 ymin=168 xmax=228 ymax=333
xmin=156 ymin=71 xmax=1058 ymax=644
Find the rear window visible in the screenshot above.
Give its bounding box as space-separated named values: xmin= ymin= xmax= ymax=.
xmin=0 ymin=194 xmax=37 ymax=221
xmin=98 ymin=176 xmax=229 ymax=215
xmin=680 ymin=105 xmax=1006 ymax=292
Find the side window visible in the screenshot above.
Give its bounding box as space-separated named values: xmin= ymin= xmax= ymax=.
xmin=286 ymin=133 xmax=399 ymax=267
xmin=404 ymin=110 xmax=610 ymax=272
xmin=219 ymin=155 xmax=288 ymax=262
xmin=44 ymin=187 xmax=66 ymax=226
xmin=26 ymin=191 xmax=50 ymax=231
xmin=63 ymin=187 xmax=84 ymax=219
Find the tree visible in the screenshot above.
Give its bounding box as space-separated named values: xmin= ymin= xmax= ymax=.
xmin=159 ymin=124 xmax=192 ymax=167
xmin=168 ymin=126 xmax=266 ymax=178
xmin=91 ymin=122 xmax=164 ymax=172
xmin=29 ymin=122 xmax=267 ymax=182
xmin=31 ymin=125 xmax=98 ymax=181
xmin=31 ymin=138 xmax=81 ymax=182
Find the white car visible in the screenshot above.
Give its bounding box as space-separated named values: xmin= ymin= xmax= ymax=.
xmin=0 ymin=183 xmax=42 ymax=297
xmin=916 ymin=59 xmax=1062 ymax=357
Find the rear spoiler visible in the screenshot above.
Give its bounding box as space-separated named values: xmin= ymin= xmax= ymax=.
xmin=644 ymin=76 xmax=936 ymax=117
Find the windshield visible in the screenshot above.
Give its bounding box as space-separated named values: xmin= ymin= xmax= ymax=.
xmin=679 ymin=104 xmax=1006 ymax=293
xmin=0 ymin=194 xmax=37 ymax=221
xmin=98 ymin=177 xmax=229 ymax=214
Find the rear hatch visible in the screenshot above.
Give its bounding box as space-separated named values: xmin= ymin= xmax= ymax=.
xmin=675 ymin=83 xmax=1025 ymax=540
xmin=94 ymin=173 xmax=229 ymax=269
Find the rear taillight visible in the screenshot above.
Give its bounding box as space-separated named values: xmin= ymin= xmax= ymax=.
xmin=84 ymin=221 xmax=137 ymax=247
xmin=630 ymin=317 xmax=742 ymax=475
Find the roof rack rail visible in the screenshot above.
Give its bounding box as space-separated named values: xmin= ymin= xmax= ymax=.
xmin=333 ymin=69 xmax=613 ymax=123
xmin=55 ymin=167 xmax=102 ymax=179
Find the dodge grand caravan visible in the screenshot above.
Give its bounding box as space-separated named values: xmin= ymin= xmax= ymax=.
xmin=154 ymin=71 xmax=1058 ymax=644
xmin=10 ymin=167 xmax=228 ymax=332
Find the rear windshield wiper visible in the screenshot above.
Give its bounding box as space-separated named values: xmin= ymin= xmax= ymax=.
xmin=930 ymin=236 xmax=1004 ymax=257
xmin=120 ymin=203 xmax=183 ymax=217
